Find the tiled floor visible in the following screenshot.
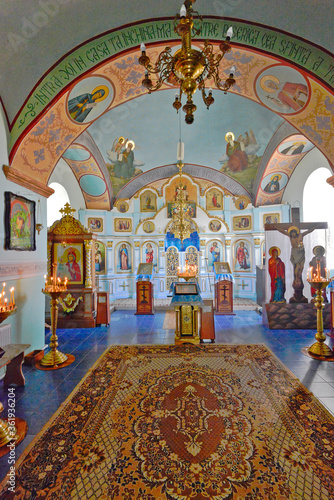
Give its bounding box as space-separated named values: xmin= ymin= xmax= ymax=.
xmin=1 ymin=309 xmax=334 ymax=482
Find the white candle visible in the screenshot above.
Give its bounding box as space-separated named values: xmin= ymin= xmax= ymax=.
xmin=52 ymin=264 xmax=57 ymax=284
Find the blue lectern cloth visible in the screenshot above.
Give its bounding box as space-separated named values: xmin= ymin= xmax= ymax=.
xmin=328 ymin=280 xmax=334 ymax=290
xmin=136 ymin=274 xmax=152 ymax=281
xmin=169 ymin=281 xmax=204 ymax=307
xmin=214 ymin=273 xmax=234 ymax=282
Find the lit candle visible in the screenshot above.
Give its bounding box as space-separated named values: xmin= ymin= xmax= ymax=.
xmin=52 ymin=264 xmax=57 ymax=284
xmin=2 ymin=283 xmax=5 ymax=295
xmin=10 ymin=287 xmax=14 ymax=308
xmin=4 ymin=298 xmax=8 ymax=310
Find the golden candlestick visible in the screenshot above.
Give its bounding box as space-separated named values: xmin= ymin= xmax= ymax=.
xmin=0 ymin=402 xmax=18 ymax=447
xmin=307 ymin=278 xmax=332 ymax=357
xmin=0 ymin=308 xmax=18 ymax=447
xmin=40 ymin=274 xmax=68 ymax=367
xmin=177 ymin=262 xmax=197 ymax=282
xmin=0 ymin=307 xmax=17 ymax=324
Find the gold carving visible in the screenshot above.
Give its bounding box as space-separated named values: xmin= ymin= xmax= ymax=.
xmin=134 ymin=241 xmax=141 ymax=247
xmin=107 ymin=241 xmax=113 ymax=248
xmin=159 ymin=241 xmax=164 ymax=247
xmin=59 ymin=293 xmax=83 ymax=313
xmin=200 ymin=239 xmax=206 ymax=247
xmin=254 ymin=238 xmax=261 ymax=245
xmin=59 ymin=203 xmax=76 ymax=218
xmin=50 ymin=215 xmax=88 ymax=235
xmin=85 ymin=240 xmax=93 ymax=288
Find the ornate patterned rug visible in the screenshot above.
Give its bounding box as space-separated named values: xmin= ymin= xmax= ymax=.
xmin=1 ymin=344 xmax=334 ymax=499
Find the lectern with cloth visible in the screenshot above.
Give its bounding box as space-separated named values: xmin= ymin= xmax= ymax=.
xmin=135 ymin=263 xmax=154 ymax=315
xmin=170 ymin=281 xmax=203 ymax=344
xmin=213 ymin=262 xmax=235 ymax=315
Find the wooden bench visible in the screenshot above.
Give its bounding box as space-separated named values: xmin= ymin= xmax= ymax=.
xmin=0 ymin=344 xmax=31 ymax=387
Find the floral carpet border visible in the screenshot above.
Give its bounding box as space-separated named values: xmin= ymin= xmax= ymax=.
xmin=1 ymin=343 xmax=333 ymax=499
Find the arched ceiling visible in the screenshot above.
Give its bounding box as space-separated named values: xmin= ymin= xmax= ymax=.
xmin=1 ymin=1 xmax=334 ymax=208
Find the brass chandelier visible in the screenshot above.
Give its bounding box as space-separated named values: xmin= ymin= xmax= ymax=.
xmin=138 ymin=0 xmax=236 ymax=124
xmin=170 ymin=158 xmax=193 ymax=242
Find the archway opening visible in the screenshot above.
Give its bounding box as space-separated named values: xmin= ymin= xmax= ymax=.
xmin=47 ymin=182 xmax=70 ymax=227
xmin=303 ymin=168 xmax=334 ymax=270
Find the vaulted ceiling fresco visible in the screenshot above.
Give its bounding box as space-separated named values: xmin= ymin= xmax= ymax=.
xmin=2 ymin=3 xmax=334 ymax=208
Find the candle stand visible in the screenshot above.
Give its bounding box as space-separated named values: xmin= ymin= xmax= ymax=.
xmin=39 ymin=269 xmax=72 ymax=369
xmin=177 ymin=263 xmax=197 ymax=282
xmin=307 ymin=278 xmax=332 ymax=358
xmin=41 ymin=287 xmax=69 ymax=367
xmin=0 ymin=308 xmax=18 ymax=449
xmin=0 ymin=307 xmax=17 ymax=324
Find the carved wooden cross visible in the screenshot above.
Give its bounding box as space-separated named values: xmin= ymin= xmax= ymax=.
xmin=265 ymin=208 xmax=327 ymax=303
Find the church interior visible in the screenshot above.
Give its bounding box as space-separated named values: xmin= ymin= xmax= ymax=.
xmin=0 ymin=0 xmax=334 ymax=497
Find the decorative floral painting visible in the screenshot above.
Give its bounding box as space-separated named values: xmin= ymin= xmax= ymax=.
xmin=206 ymin=188 xmax=223 ymax=211
xmin=233 ymin=240 xmax=251 ymax=272
xmin=207 ymin=240 xmax=224 ymax=272
xmin=140 ymin=191 xmax=157 ymax=212
xmin=94 ymin=241 xmax=106 ymax=274
xmin=4 ymin=192 xmax=36 ymax=251
xmin=116 ymin=242 xmax=132 ymax=272
xmin=54 ymin=243 xmax=84 ymax=285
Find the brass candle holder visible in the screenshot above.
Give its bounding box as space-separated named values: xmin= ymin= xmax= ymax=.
xmin=0 ymin=402 xmax=18 ymax=448
xmin=0 ymin=307 xmax=18 ymax=448
xmin=0 ymin=307 xmax=17 ymax=325
xmin=40 ymin=271 xmax=68 ymax=368
xmin=177 ymin=263 xmax=197 ymax=282
xmin=307 ymin=277 xmax=332 ymax=358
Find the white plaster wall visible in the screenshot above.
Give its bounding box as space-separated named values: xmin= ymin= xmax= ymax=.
xmin=0 ymin=104 xmax=46 ymax=353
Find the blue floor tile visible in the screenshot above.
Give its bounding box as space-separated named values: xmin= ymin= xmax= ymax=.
xmin=1 ymin=308 xmax=334 ymax=484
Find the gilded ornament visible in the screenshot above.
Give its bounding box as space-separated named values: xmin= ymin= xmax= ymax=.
xmin=59 ymin=293 xmax=83 ymax=314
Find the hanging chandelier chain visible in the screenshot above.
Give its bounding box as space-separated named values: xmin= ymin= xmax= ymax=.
xmin=138 ymin=0 xmax=235 ymax=124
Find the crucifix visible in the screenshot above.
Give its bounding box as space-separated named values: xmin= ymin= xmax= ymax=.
xmin=265 ymin=208 xmax=327 ymax=303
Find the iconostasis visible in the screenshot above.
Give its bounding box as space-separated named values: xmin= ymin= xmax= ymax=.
xmin=79 ymin=172 xmax=290 ymax=302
